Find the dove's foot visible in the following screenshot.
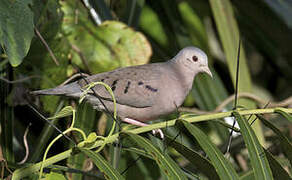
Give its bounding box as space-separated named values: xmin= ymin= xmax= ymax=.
xmin=123 ymin=118 xmax=164 ymax=139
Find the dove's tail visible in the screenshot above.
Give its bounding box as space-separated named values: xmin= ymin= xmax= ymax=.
xmin=31 ymin=82 xmax=81 ymax=96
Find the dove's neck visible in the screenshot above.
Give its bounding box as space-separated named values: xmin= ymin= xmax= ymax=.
xmin=168 ymin=59 xmax=198 ymax=93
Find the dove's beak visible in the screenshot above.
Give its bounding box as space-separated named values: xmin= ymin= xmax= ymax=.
xmin=202 ymin=66 xmax=213 ymax=78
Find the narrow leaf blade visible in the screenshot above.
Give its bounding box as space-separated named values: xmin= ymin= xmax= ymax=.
xmin=80 ymin=148 xmax=125 ymax=180
xmin=165 ymin=136 xmax=220 ymax=180
xmin=123 ymin=132 xmax=188 ymax=180
xmin=233 ymin=111 xmax=273 ymax=180
xmin=257 ymin=114 xmax=292 ymax=166
xmin=179 ymin=120 xmax=239 ymax=180
xmin=264 ymin=148 xmax=291 ymax=179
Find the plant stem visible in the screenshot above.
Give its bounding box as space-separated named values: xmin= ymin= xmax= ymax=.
xmin=12 ymin=107 xmax=292 ymax=180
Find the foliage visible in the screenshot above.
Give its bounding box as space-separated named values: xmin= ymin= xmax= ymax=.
xmin=0 ymin=0 xmax=291 ymax=179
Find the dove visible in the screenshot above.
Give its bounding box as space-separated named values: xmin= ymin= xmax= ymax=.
xmin=31 ymin=46 xmax=212 ymax=138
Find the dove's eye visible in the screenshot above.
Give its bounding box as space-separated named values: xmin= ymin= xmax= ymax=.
xmin=192 ymin=55 xmax=198 ymax=62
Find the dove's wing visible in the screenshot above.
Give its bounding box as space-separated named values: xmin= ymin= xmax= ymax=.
xmin=78 ymin=63 xmax=165 ymax=108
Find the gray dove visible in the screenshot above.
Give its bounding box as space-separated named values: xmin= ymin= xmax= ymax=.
xmin=32 ymin=47 xmax=212 ymax=138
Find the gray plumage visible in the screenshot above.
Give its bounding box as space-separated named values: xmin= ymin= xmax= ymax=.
xmin=32 ymin=46 xmax=212 ymax=122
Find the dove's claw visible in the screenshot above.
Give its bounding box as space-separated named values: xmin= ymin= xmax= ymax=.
xmin=152 ymin=129 xmax=164 ymax=139
xmin=123 ymin=118 xmax=164 ymax=139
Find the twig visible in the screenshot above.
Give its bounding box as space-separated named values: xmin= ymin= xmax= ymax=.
xmin=71 ymin=44 xmax=92 ymax=73
xmin=0 ymin=76 xmax=41 ymax=84
xmin=179 ymin=93 xmax=292 ymax=114
xmin=34 ymin=27 xmax=59 ymax=66
xmin=234 ymin=38 xmax=241 ymax=110
xmin=58 ymin=73 xmax=89 ymax=86
xmin=18 ymin=123 xmax=32 ymax=165
xmin=27 ymin=104 xmax=76 ymax=145
xmin=226 ymin=39 xmax=241 ymax=155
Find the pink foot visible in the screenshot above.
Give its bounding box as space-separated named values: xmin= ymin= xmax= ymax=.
xmin=123 ymin=118 xmax=164 ymax=139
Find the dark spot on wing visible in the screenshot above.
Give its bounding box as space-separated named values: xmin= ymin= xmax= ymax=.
xmin=111 ymin=79 xmax=119 ymax=92
xmin=145 ymin=85 xmax=158 ymax=92
xmin=101 ymin=79 xmax=104 ymax=82
xmin=111 ymin=86 xmax=116 ymax=91
xmin=111 ymin=79 xmax=118 ymax=87
xmin=138 ymin=81 xmax=144 ymax=86
xmin=124 ymin=81 xmax=131 ymax=94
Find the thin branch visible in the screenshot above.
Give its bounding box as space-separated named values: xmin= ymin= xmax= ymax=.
xmin=179 ymin=93 xmax=292 ymax=114
xmin=27 ymin=104 xmax=76 ymax=145
xmin=58 ymin=73 xmax=89 ymax=86
xmin=234 ymin=39 xmax=241 ymax=109
xmin=71 ymin=44 xmax=92 ymax=73
xmin=0 ymin=75 xmax=41 ymax=84
xmin=18 ymin=123 xmax=32 ymax=165
xmin=34 ymin=27 xmax=59 ymax=66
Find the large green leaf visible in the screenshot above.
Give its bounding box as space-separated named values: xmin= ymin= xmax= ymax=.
xmin=233 ymin=111 xmax=273 ymax=180
xmin=179 ymin=120 xmax=239 ymax=180
xmin=61 ymin=0 xmax=152 ymax=74
xmin=0 ymin=0 xmax=34 ymax=67
xmin=123 ymin=132 xmax=188 ymax=179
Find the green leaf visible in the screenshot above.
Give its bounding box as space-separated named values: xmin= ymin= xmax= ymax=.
xmin=178 ymin=1 xmax=208 ymax=51
xmin=165 ymin=136 xmax=220 ymax=180
xmin=80 ymin=148 xmax=125 ymax=180
xmin=232 ymin=0 xmax=292 ymax=80
xmin=0 ymin=83 xmax=14 ymax=162
xmin=179 ymin=120 xmax=239 ymax=180
xmin=240 ymin=171 xmax=254 ymax=180
xmin=233 ymin=111 xmax=273 ymax=180
xmin=264 ymin=148 xmax=291 ymax=179
xmin=139 ymin=5 xmax=169 ymax=48
xmin=123 ymin=132 xmax=188 ymax=180
xmin=78 ymin=132 xmax=98 ymax=148
xmin=257 ymin=114 xmax=292 ymax=166
xmin=45 ymin=172 xmax=66 ymax=180
xmin=275 ymin=108 xmax=292 ymax=123
xmin=0 ymin=0 xmax=34 ymax=67
xmin=123 ymin=147 xmax=153 ymax=160
xmin=61 ymin=0 xmax=152 ymax=74
xmin=48 ymin=106 xmax=74 ymax=120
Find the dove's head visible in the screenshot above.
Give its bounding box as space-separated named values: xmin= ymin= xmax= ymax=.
xmin=173 ymin=46 xmax=212 ymax=78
